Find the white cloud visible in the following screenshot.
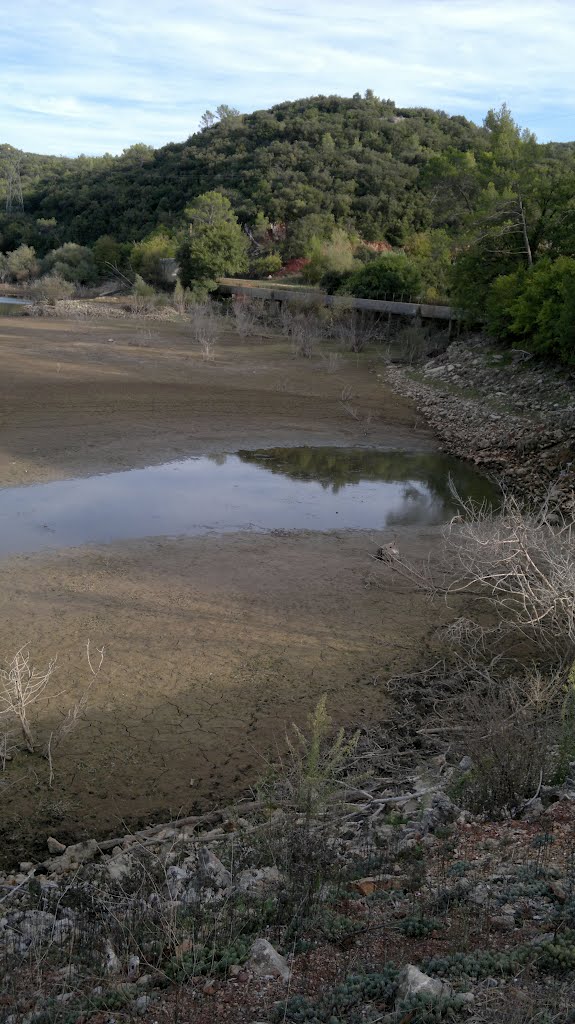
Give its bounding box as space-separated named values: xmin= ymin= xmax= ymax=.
xmin=1 ymin=0 xmax=574 ymax=154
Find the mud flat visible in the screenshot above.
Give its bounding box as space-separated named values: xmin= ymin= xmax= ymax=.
xmin=0 ymin=316 xmax=481 ymax=864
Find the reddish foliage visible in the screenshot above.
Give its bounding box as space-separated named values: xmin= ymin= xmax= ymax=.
xmin=272 ymin=257 xmax=310 ymax=277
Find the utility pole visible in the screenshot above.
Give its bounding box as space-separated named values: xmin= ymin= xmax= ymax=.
xmin=5 ymin=159 xmax=24 ymax=214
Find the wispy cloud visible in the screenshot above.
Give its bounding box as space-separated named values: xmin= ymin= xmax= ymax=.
xmin=2 ymin=0 xmax=574 ymax=155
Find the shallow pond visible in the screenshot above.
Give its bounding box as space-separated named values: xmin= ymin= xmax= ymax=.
xmin=0 ymin=296 xmax=32 ymax=315
xmin=0 ymin=447 xmax=497 ymax=555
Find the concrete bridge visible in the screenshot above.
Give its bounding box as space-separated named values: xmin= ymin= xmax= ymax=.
xmin=218 ymin=278 xmax=455 ymax=322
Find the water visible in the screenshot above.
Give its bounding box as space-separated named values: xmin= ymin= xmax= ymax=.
xmin=0 ymin=447 xmax=497 ymax=556
xmin=0 ymin=297 xmax=32 ymax=315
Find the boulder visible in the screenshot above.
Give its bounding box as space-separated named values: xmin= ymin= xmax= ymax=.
xmin=246 ymin=938 xmax=291 ymax=982
xmin=397 ymin=965 xmax=452 ymax=1001
xmin=197 ymin=847 xmax=231 ymax=890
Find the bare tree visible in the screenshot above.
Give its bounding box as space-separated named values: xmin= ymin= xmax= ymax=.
xmin=0 ymin=646 xmax=58 ymax=752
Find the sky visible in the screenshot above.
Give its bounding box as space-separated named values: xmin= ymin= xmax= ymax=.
xmin=2 ymin=0 xmax=575 ymax=156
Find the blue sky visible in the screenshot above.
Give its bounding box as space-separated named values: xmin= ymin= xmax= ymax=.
xmin=2 ymin=0 xmax=574 ymax=156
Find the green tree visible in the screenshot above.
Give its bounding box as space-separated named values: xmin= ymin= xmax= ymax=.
xmin=7 ymin=244 xmax=38 ymax=281
xmin=120 ymin=143 xmax=155 ymax=167
xmin=177 ymin=191 xmax=249 ymax=289
xmin=344 ymin=252 xmax=422 ymax=300
xmin=404 ymin=229 xmax=453 ymax=302
xmin=302 ymin=228 xmax=356 ymax=285
xmin=93 ymin=235 xmax=129 ymax=277
xmin=41 ymin=243 xmax=98 ymax=285
xmin=486 ymin=257 xmax=575 ymax=363
xmin=130 ymin=231 xmax=177 ymax=287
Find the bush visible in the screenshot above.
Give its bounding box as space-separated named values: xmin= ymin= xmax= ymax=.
xmin=301 ymin=229 xmax=356 ymax=286
xmin=41 ymin=242 xmax=98 ymax=285
xmin=130 ymin=231 xmax=177 ymax=287
xmin=488 ymin=257 xmax=575 ymax=364
xmin=31 ymin=273 xmax=75 ymax=304
xmin=251 ymin=252 xmax=282 ymax=277
xmin=344 ymin=252 xmax=422 ymax=300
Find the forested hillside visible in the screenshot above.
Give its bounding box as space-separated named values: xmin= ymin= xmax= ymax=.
xmin=1 ymin=93 xmax=575 ymax=361
xmin=0 ymin=95 xmax=488 ymax=250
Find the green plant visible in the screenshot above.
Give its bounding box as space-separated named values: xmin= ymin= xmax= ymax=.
xmin=167 ymin=935 xmax=252 ymax=980
xmin=177 ymin=191 xmax=249 ymax=289
xmin=399 ymin=914 xmax=443 ymax=939
xmin=344 ymin=253 xmax=422 ymax=301
xmin=272 ymin=966 xmax=399 ymax=1023
xmin=272 ymin=695 xmax=361 ymax=814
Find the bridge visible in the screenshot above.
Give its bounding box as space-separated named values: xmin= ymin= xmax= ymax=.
xmin=218 ymin=278 xmax=455 ymax=322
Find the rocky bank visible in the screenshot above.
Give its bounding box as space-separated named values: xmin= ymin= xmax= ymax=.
xmin=384 ymin=336 xmax=575 ymax=512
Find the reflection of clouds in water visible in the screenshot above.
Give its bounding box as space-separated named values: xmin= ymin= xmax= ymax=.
xmin=0 ymin=451 xmax=492 ymax=556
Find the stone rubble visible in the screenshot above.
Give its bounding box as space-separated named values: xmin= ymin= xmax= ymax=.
xmin=384 ymin=336 xmax=575 ymax=511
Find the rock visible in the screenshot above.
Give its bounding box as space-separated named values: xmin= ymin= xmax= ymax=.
xmin=521 ymin=798 xmax=544 ymax=820
xmin=197 ymin=847 xmax=231 ymax=889
xmin=49 ymin=839 xmax=100 ymax=872
xmin=19 ymin=911 xmax=55 ymax=937
xmin=397 ymin=965 xmax=452 ymax=1001
xmin=46 ymin=837 xmax=66 ymax=854
xmin=127 ymin=954 xmax=140 ymax=979
xmin=247 ymin=938 xmax=291 ymax=982
xmin=237 ymin=867 xmax=284 ymax=893
xmin=56 ymin=964 xmax=77 ymax=981
xmin=104 ymin=939 xmax=121 ymax=974
xmin=490 ymin=915 xmax=516 ymax=931
xmin=52 ymin=919 xmax=73 ymax=944
xmin=459 ymin=756 xmax=473 ymax=771
xmin=19 ymin=862 xmax=34 ymax=873
xmin=55 ymin=992 xmax=75 ymax=1004
xmin=105 ymin=849 xmax=134 ymax=883
xmin=420 ymin=792 xmax=457 ymax=833
xmin=134 ymin=994 xmax=152 ymax=1015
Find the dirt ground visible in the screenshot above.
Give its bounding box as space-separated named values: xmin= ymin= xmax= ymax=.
xmin=0 ymin=313 xmax=447 ymax=865
xmin=0 ymin=315 xmax=431 ymax=488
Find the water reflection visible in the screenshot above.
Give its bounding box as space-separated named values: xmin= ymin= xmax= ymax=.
xmin=238 ymin=447 xmax=496 ymax=505
xmin=0 ymin=448 xmax=497 ymax=556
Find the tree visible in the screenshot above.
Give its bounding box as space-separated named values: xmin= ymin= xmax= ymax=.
xmin=216 ymin=104 xmax=240 ymax=121
xmin=345 ymin=253 xmax=422 ymax=300
xmin=301 ymin=228 xmax=356 ymax=285
xmin=199 ymin=110 xmax=216 ymax=131
xmin=130 ymin=231 xmax=177 ymax=286
xmin=41 ymin=243 xmax=98 ymax=285
xmin=120 ymin=144 xmax=155 ymax=167
xmin=7 ymin=244 xmax=38 ymax=281
xmin=405 ymin=229 xmax=453 ymax=302
xmin=486 ymin=257 xmax=575 ymax=363
xmin=93 ymin=235 xmax=129 ymax=277
xmin=177 ymin=191 xmax=249 ymax=288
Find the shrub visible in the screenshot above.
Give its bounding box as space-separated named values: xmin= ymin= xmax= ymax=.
xmin=486 ymin=257 xmax=575 ymax=363
xmin=251 ymin=252 xmax=282 ymax=277
xmin=31 ymin=273 xmax=75 ymax=304
xmin=301 ymin=229 xmax=356 ymax=286
xmin=42 ymin=242 xmax=98 ymax=285
xmin=344 ymin=252 xmax=422 ymax=300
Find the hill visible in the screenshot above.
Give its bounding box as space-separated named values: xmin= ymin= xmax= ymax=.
xmin=0 ymin=94 xmax=490 ymax=253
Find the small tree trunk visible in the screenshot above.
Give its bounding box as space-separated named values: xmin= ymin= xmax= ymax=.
xmin=18 ymin=711 xmax=35 ymax=753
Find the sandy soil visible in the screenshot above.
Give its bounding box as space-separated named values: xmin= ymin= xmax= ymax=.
xmin=0 ymin=314 xmax=445 ymax=865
